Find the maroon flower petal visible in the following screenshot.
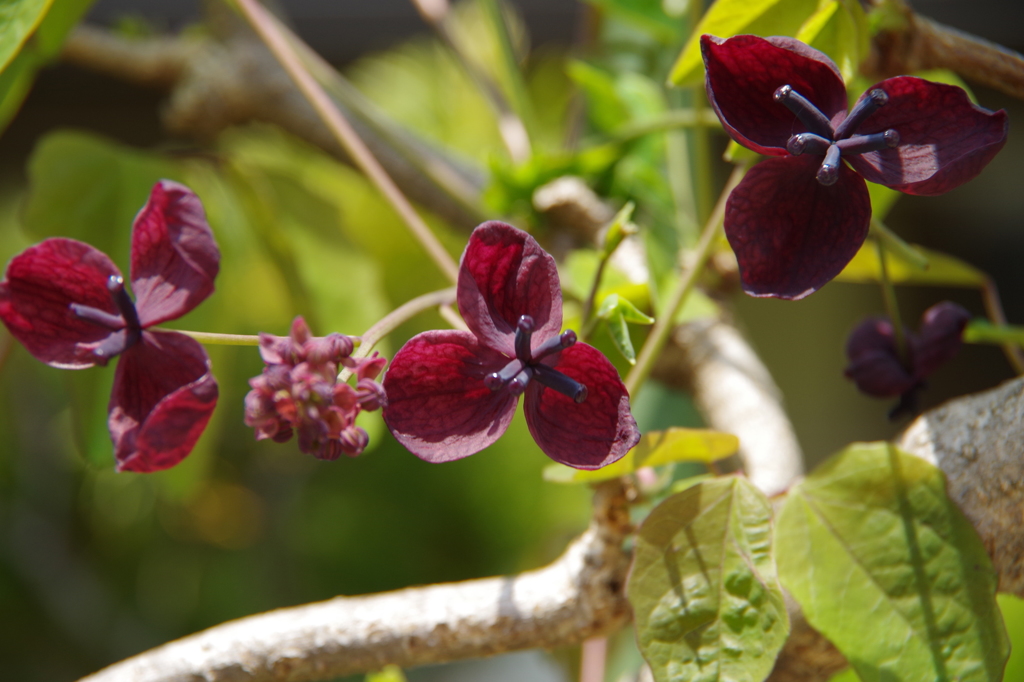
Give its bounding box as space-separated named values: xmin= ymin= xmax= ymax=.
xmin=913 ymin=301 xmax=970 ymax=377
xmin=725 ymin=155 xmax=870 ymax=299
xmin=131 ymin=180 xmax=220 ymax=327
xmin=846 ymin=77 xmax=1008 ymax=195
xmin=109 ymin=330 xmax=218 ymax=472
xmin=457 ymin=221 xmax=563 ymax=356
xmin=0 ymin=238 xmax=123 ymax=368
xmin=702 ymin=34 xmax=847 ymax=156
xmin=382 ymin=329 xmax=518 ymax=463
xmin=523 ymin=343 xmax=639 ymax=469
xmin=844 ymin=318 xmax=916 ymax=397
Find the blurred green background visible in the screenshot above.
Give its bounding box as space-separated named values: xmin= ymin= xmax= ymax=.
xmin=0 ymin=1 xmax=1021 ymax=681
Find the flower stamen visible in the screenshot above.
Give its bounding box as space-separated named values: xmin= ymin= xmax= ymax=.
xmin=834 ymin=88 xmax=889 ymax=140
xmin=836 ymin=130 xmax=900 ymax=155
xmin=774 ymin=85 xmax=833 ymax=139
xmin=787 ymin=132 xmax=832 ymax=156
xmin=534 ymin=364 xmax=588 ymax=403
xmin=69 ymin=275 xmax=143 ymax=362
xmin=816 ymin=144 xmax=842 ymax=186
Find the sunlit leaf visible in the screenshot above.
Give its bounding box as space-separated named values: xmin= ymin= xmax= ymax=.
xmin=628 ymin=477 xmax=789 ymax=682
xmin=836 ymin=243 xmax=987 ymax=287
xmin=0 ymin=0 xmax=52 ymax=74
xmin=0 ymin=0 xmax=95 ymax=134
xmin=795 ymin=0 xmax=869 ymax=82
xmin=598 ymin=293 xmax=655 ymax=325
xmin=776 ymin=442 xmax=1009 ymax=682
xmin=543 ymin=427 xmax=739 ymax=483
xmin=670 ymin=0 xmax=819 ymax=86
xmin=365 ymin=664 xmax=408 ymax=682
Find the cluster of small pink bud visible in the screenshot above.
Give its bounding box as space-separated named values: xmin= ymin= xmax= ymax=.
xmin=244 ymin=316 xmax=386 ymax=460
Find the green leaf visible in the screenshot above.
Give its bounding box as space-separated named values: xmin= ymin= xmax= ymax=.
xmin=0 ymin=0 xmax=95 ymax=134
xmin=628 ymin=477 xmax=789 ymax=682
xmin=365 ymin=665 xmax=408 ymax=682
xmin=602 ymin=201 xmax=638 ymax=257
xmin=795 ymin=0 xmax=869 ymax=82
xmin=543 ymin=427 xmax=739 ymax=483
xmin=567 ymin=60 xmax=632 ymax=134
xmin=964 ymin=320 xmax=1024 ymax=347
xmin=836 ymin=242 xmax=987 ymax=287
xmin=606 ymin=307 xmax=638 ymax=364
xmin=583 ymin=0 xmax=685 ymax=44
xmin=867 ymin=180 xmax=901 ymax=220
xmin=669 ymin=0 xmax=819 ymax=86
xmin=776 ymin=442 xmax=1009 ymax=682
xmin=0 ymin=0 xmax=52 ymax=74
xmin=24 ymin=130 xmax=182 ymax=262
xmin=598 ymin=293 xmax=655 ymax=325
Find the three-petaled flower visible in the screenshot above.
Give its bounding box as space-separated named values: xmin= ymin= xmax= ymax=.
xmin=844 ymin=301 xmax=970 ymax=417
xmin=702 ymin=34 xmax=1008 ymax=300
xmin=382 ymin=221 xmax=640 ymax=469
xmin=0 ymin=180 xmax=220 ymax=472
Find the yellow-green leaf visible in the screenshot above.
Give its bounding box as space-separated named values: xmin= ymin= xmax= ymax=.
xmin=669 ymin=0 xmax=819 ymax=86
xmin=628 ymin=477 xmax=789 ymax=682
xmin=795 ymin=0 xmax=869 ymax=82
xmin=543 ymin=427 xmax=739 ymax=483
xmin=776 ymin=442 xmax=1009 ymax=682
xmin=0 ymin=0 xmax=52 ymax=74
xmin=836 ymin=242 xmax=987 ymax=287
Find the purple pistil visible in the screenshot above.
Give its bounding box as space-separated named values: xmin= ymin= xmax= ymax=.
xmin=485 ymin=315 xmax=588 ymax=403
xmin=776 ymin=85 xmax=899 ymax=186
xmin=69 ymin=275 xmax=143 ymax=362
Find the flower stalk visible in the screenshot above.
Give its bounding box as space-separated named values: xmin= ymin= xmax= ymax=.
xmin=624 ymin=162 xmax=748 ymax=398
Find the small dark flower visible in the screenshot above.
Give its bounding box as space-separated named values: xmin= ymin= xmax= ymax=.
xmin=382 ymin=221 xmax=640 ymax=469
xmin=844 ymin=301 xmax=971 ymax=417
xmin=702 ymin=34 xmax=1008 ymax=300
xmin=0 ymin=180 xmax=220 ymax=472
xmin=244 ymin=316 xmax=383 ymax=460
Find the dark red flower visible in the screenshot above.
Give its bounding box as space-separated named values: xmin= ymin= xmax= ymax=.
xmin=844 ymin=301 xmax=970 ymax=417
xmin=382 ymin=221 xmax=640 ymax=469
xmin=243 ymin=316 xmax=384 ymax=460
xmin=0 ymin=180 xmax=220 ymax=472
xmin=702 ymin=34 xmax=1008 ymax=300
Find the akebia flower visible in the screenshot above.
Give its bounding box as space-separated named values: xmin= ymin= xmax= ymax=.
xmin=382 ymin=221 xmax=640 ymax=469
xmin=0 ymin=180 xmax=220 ymax=472
xmin=701 ymin=34 xmax=1008 ymax=300
xmin=844 ymin=301 xmax=971 ymax=417
xmin=244 ymin=316 xmax=385 ymax=460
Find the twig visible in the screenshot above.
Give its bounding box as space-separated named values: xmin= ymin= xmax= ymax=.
xmin=78 ymin=480 xmax=632 ymax=682
xmin=867 ymin=11 xmax=1024 ymax=100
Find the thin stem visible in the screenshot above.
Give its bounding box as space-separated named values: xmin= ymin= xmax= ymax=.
xmin=234 ymin=0 xmax=460 ymax=284
xmin=578 ymin=637 xmax=607 ymax=682
xmin=980 ymin=276 xmax=1024 ymax=374
xmin=580 ymin=257 xmax=609 ymax=339
xmin=353 ymin=287 xmax=458 ymax=360
xmin=165 ymin=330 xmax=261 ymax=346
xmin=874 ymin=237 xmax=909 ymax=365
xmin=624 ymin=163 xmax=747 ymax=398
xmin=870 ymin=219 xmax=929 ymax=271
